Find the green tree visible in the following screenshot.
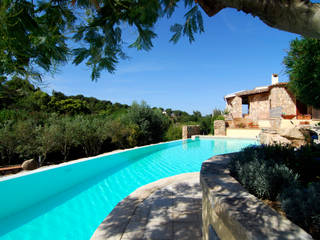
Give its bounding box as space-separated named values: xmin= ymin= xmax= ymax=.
xmin=48 ymin=98 xmax=90 ymax=115
xmin=284 ymin=38 xmax=320 ymax=108
xmin=52 ymin=116 xmax=79 ymax=161
xmin=0 ymin=121 xmax=19 ymax=165
xmin=73 ymin=115 xmax=109 ymax=156
xmin=199 ymin=115 xmax=212 ymax=134
xmin=36 ymin=123 xmax=59 ymax=166
xmin=0 ymin=76 xmax=35 ymax=108
xmin=164 ymin=123 xmax=182 ymax=141
xmin=126 ymin=101 xmax=169 ymax=146
xmin=2 ymin=0 xmax=320 ymax=81
xmin=14 ymin=119 xmax=38 ymax=161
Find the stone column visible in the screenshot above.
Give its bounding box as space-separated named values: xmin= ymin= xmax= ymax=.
xmin=214 ymin=120 xmax=226 ymax=136
xmin=231 ymin=96 xmax=242 ymax=119
xmin=182 ymin=125 xmax=200 ymax=139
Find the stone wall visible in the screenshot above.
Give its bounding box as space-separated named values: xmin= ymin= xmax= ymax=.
xmin=201 ymin=154 xmax=312 ymax=240
xmin=248 ymin=93 xmax=269 ymax=120
xmin=226 ymin=96 xmax=242 ymax=119
xmin=182 ymin=125 xmax=200 ymax=139
xmin=269 ymin=86 xmax=296 ymax=115
xmin=214 ymin=120 xmax=226 ymax=136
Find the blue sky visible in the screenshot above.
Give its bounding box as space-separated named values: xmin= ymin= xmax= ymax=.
xmin=43 ymin=4 xmax=298 ymax=115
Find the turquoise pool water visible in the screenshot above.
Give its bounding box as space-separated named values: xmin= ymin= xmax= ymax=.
xmin=0 ymin=138 xmax=257 ymax=239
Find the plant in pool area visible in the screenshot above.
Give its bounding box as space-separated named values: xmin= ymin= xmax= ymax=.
xmin=229 ymin=150 xmax=299 ymax=200
xmin=229 ymin=144 xmax=320 ymax=239
xmin=279 ymin=183 xmax=320 ymax=239
xmin=164 ymin=123 xmax=182 ymax=141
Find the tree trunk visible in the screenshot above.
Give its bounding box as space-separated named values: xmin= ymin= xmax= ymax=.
xmin=197 ymin=0 xmax=320 ymax=39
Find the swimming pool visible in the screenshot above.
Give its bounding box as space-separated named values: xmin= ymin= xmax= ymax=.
xmin=0 ymin=138 xmax=257 ymax=239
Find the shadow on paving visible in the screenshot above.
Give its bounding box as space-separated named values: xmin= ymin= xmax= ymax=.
xmin=93 ymin=181 xmax=202 ymax=240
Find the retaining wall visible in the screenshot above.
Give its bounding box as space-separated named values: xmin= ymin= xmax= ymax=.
xmin=200 ymin=154 xmax=312 ymax=240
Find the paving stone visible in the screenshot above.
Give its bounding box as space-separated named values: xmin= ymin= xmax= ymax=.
xmin=92 ymin=173 xmax=202 ymax=240
xmin=172 ymin=211 xmax=201 ymax=223
xmin=173 ymin=221 xmax=202 ymax=240
xmin=122 ymin=220 xmax=145 ymax=240
xmin=144 ymin=222 xmax=173 ymax=240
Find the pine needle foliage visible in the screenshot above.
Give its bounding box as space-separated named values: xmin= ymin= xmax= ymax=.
xmin=284 ymin=38 xmax=320 ymax=108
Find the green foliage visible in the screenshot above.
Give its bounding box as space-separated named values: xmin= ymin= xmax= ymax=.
xmin=35 ymin=121 xmax=60 ymax=165
xmin=0 ymin=121 xmax=19 ymax=165
xmin=170 ymin=5 xmax=204 ymax=43
xmin=284 ymin=38 xmax=320 ymax=108
xmin=164 ymin=123 xmax=182 ymax=141
xmin=280 ymin=183 xmax=320 ymax=239
xmin=0 ymin=77 xmax=228 ymax=168
xmin=72 ymin=115 xmax=109 ymax=156
xmin=107 ymin=118 xmax=140 ymax=148
xmin=1 ymin=0 xmax=204 ymax=81
xmin=0 ymin=0 xmax=74 ymax=80
xmin=291 ymin=144 xmax=320 ymax=184
xmin=14 ymin=119 xmax=38 ymax=160
xmin=199 ymin=115 xmax=212 ymax=135
xmin=48 ymin=98 xmax=90 ymax=115
xmin=229 ymin=144 xmax=320 ymax=239
xmin=229 ymin=146 xmax=299 ymax=200
xmin=230 ymin=144 xmax=320 ymax=186
xmin=125 ymin=101 xmax=170 ymax=146
xmin=49 ymin=116 xmax=79 ymax=160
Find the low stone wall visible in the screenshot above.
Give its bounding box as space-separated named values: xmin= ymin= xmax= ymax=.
xmin=201 ymin=154 xmax=312 ymax=240
xmin=182 ymin=125 xmax=200 ymax=139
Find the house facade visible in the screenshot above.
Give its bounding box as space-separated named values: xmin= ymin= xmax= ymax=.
xmin=224 ymin=74 xmax=320 ymax=123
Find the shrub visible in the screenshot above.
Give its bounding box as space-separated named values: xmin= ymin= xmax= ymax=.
xmin=72 ymin=115 xmax=109 ymax=156
xmin=15 ymin=119 xmax=38 ymax=161
xmin=0 ymin=121 xmax=19 ymax=165
xmin=229 ymin=144 xmax=320 ymax=239
xmin=280 ymin=183 xmax=320 ymax=239
xmin=229 ymin=152 xmax=299 ymax=200
xmin=107 ymin=118 xmax=140 ymax=148
xmin=164 ymin=124 xmax=182 ymax=141
xmin=291 ymin=144 xmax=320 ymax=184
xmin=125 ymin=101 xmax=169 ymax=146
xmin=35 ymin=122 xmax=60 ymax=166
xmin=199 ymin=116 xmax=212 ymax=135
xmin=51 ymin=116 xmax=79 ymax=161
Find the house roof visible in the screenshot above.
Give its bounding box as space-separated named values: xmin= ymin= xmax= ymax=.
xmin=224 ymin=82 xmax=287 ymax=99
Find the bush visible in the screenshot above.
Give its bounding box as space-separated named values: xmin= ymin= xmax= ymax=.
xmin=107 ymin=118 xmax=140 ymax=148
xmin=199 ymin=116 xmax=212 ymax=135
xmin=50 ymin=116 xmax=79 ymax=161
xmin=125 ymin=101 xmax=169 ymax=146
xmin=164 ymin=124 xmax=182 ymax=141
xmin=72 ymin=115 xmax=109 ymax=156
xmin=0 ymin=121 xmax=19 ymax=165
xmin=229 ymin=144 xmax=320 ymax=239
xmin=229 ymin=151 xmax=299 ymax=200
xmin=280 ymin=183 xmax=320 ymax=239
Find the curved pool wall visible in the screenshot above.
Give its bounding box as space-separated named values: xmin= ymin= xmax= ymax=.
xmin=0 ymin=138 xmax=258 ymax=239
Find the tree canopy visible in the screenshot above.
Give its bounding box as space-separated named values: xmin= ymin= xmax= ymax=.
xmin=284 ymin=38 xmax=320 ymax=109
xmin=0 ymin=0 xmax=204 ymax=81
xmin=2 ymin=0 xmax=320 ymax=81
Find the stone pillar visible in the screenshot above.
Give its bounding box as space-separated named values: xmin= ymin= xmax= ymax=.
xmin=214 ymin=120 xmax=226 ymax=136
xmin=230 ymin=96 xmax=242 ymax=119
xmin=182 ymin=125 xmax=200 ymax=139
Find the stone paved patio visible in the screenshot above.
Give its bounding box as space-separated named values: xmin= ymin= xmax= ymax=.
xmin=91 ymin=172 xmax=202 ymax=240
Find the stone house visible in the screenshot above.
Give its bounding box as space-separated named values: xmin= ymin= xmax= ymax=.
xmin=224 ymin=74 xmax=320 ymax=126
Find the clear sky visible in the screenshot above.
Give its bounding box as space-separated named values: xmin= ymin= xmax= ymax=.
xmin=43 ymin=4 xmax=298 ymax=115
